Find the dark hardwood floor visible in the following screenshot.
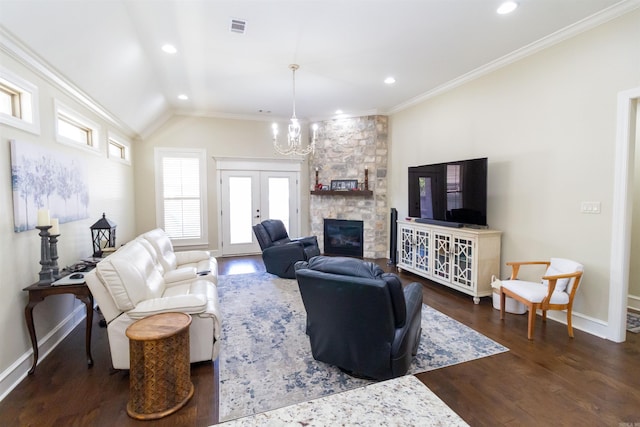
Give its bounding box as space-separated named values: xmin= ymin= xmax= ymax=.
xmin=1 ymin=255 xmax=638 ymax=426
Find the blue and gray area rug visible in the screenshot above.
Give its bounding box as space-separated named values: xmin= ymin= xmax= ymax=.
xmin=628 ymin=311 xmax=640 ymax=333
xmin=217 ymin=272 xmax=508 ymax=422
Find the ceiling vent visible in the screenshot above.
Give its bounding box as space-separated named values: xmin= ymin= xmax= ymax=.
xmin=230 ymin=19 xmax=247 ymax=34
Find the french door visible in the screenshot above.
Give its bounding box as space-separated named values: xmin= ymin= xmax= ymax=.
xmin=220 ymin=169 xmax=299 ymax=256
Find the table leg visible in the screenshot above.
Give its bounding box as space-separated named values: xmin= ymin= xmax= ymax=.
xmin=75 ymin=293 xmax=94 ymax=367
xmin=24 ymin=299 xmax=42 ymax=375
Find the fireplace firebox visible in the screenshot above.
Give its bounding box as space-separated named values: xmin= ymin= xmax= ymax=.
xmin=323 ymin=219 xmax=364 ymax=257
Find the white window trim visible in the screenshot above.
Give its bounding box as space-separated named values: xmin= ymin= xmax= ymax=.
xmin=107 ymin=131 xmax=132 ymax=165
xmin=154 ymin=147 xmax=208 ymax=247
xmin=54 ymin=99 xmax=102 ymax=155
xmin=0 ymin=65 xmax=40 ymax=134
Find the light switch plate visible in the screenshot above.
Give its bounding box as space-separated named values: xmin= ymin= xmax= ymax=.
xmin=581 ymin=201 xmax=601 ymax=214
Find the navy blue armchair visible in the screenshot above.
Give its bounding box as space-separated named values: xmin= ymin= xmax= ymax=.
xmin=294 ymin=256 xmax=422 ymax=380
xmin=253 ymin=219 xmax=320 ymax=279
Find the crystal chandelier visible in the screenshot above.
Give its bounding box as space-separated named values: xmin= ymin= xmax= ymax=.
xmin=272 ymin=64 xmax=318 ymax=156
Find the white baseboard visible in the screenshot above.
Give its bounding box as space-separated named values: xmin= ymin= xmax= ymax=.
xmin=0 ymin=304 xmax=87 ymax=402
xmin=540 ymin=309 xmax=609 ymax=339
xmin=627 ymin=294 xmax=640 ymax=312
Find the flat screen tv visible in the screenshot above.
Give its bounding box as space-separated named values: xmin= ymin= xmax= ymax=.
xmin=408 ymin=157 xmax=488 ymax=227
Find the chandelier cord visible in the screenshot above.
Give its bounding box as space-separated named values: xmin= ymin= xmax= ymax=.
xmin=291 ymin=64 xmax=297 ymax=120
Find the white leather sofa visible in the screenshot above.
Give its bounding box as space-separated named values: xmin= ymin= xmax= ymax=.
xmin=85 ymin=230 xmax=220 ymax=369
xmin=139 ymin=228 xmax=218 ymax=286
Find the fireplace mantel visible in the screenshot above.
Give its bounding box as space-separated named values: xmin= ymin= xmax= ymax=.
xmin=310 ymin=190 xmax=373 ymax=196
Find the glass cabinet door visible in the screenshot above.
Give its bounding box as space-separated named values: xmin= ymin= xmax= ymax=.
xmin=452 ymin=236 xmax=474 ymax=288
xmin=432 ymin=232 xmax=451 ymax=282
xmin=414 ymin=228 xmax=430 ymax=274
xmin=399 ymin=226 xmax=415 ymax=266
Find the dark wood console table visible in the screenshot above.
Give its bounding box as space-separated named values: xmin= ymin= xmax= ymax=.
xmin=23 ymin=281 xmax=94 ymax=374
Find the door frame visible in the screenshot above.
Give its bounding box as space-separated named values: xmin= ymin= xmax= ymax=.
xmin=215 ymin=157 xmax=304 ymax=256
xmin=608 ymin=87 xmax=639 ymax=342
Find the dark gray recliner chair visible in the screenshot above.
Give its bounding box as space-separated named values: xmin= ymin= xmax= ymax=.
xmin=294 ymin=256 xmax=423 ymax=380
xmin=253 ymin=219 xmax=320 ymax=279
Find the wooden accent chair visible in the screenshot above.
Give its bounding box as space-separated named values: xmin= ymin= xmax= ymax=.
xmin=500 ymin=258 xmax=583 ymax=340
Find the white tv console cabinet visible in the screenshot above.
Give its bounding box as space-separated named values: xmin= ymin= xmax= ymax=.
xmin=397 ymin=220 xmax=502 ymax=304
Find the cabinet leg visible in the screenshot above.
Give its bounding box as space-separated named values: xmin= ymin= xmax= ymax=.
xmin=473 ymin=297 xmax=480 ymax=305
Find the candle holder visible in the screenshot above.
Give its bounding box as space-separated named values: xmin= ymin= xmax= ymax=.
xmin=364 ymin=168 xmax=369 ymax=191
xmin=315 ymin=169 xmax=319 ymax=188
xmin=36 ymin=225 xmax=53 ymax=285
xmin=49 ymin=234 xmax=61 ymax=280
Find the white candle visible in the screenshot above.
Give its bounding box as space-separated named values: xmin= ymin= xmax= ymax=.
xmin=50 ymin=218 xmax=60 ymax=235
xmin=37 ymin=209 xmax=50 ymax=226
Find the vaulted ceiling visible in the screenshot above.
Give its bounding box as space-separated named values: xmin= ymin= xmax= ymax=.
xmin=0 ymin=0 xmax=631 ymax=137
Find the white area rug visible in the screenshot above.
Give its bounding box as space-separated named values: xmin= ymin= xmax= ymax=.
xmin=220 ymin=375 xmax=468 ymax=426
xmin=217 ymin=272 xmax=508 ymax=422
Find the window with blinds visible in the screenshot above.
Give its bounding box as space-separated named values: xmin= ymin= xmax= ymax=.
xmin=154 ymin=148 xmax=208 ymax=246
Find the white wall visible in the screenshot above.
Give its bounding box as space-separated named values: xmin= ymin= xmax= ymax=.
xmin=389 ymin=10 xmax=640 ymax=323
xmin=0 ymin=51 xmax=136 ymax=389
xmin=134 ymin=115 xmax=312 ymax=250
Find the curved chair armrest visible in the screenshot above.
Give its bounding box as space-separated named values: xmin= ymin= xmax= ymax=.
xmin=293 ymin=235 xmax=318 ymax=247
xmin=175 ymin=250 xmax=211 ymax=265
xmin=391 ymin=282 xmax=423 ymax=355
xmin=403 ymin=282 xmax=423 ymax=318
xmin=292 ymin=236 xmax=321 ymax=259
xmin=506 ymin=261 xmax=551 ymax=279
xmin=263 ymin=241 xmax=305 ymax=256
xmin=262 ymin=241 xmax=306 ymax=279
xmin=163 ymin=267 xmax=198 ymax=285
xmin=541 ymin=270 xmax=583 ymax=296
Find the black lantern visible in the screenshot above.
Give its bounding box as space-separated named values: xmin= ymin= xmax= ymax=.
xmin=90 ymin=213 xmax=117 ymax=257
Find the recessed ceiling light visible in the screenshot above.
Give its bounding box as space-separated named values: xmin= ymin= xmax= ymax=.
xmin=335 ymin=109 xmax=343 ymax=115
xmin=178 ymin=94 xmax=188 ymax=100
xmin=497 ymin=1 xmax=518 ymax=15
xmin=162 ymin=44 xmax=177 ymax=54
xmin=384 ymin=77 xmax=396 ymax=85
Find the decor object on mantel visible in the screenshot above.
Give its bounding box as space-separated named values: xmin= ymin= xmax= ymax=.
xmin=271 ymin=64 xmax=318 ymax=156
xmin=365 ymin=167 xmax=369 ymax=190
xmin=90 ymin=213 xmax=117 ymax=258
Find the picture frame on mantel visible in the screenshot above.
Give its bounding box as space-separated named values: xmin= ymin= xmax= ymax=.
xmin=330 ymin=179 xmax=358 ymax=191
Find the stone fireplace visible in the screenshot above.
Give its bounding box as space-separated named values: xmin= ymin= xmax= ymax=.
xmin=309 ymin=115 xmax=388 ymax=259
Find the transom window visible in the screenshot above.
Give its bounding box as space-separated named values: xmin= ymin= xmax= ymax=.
xmin=54 ymin=100 xmax=100 ymax=153
xmin=0 ymin=66 xmax=39 ymax=134
xmin=107 ymin=132 xmax=131 ymax=164
xmin=0 ymin=83 xmax=21 ymax=118
xmin=57 ymin=113 xmax=93 ymax=146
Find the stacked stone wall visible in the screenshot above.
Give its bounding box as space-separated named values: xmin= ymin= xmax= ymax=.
xmin=309 ymin=115 xmax=388 ymax=259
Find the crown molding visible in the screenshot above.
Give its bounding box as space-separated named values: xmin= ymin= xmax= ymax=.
xmin=389 ymin=0 xmax=640 ymax=114
xmin=0 ymin=25 xmax=138 ymax=139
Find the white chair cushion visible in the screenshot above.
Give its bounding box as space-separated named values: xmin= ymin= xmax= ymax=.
xmin=543 ymin=258 xmax=584 ymax=293
xmin=502 ymin=280 xmax=570 ymax=305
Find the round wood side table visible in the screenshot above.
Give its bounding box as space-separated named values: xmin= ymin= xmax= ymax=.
xmin=125 ymin=312 xmax=194 ymax=420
